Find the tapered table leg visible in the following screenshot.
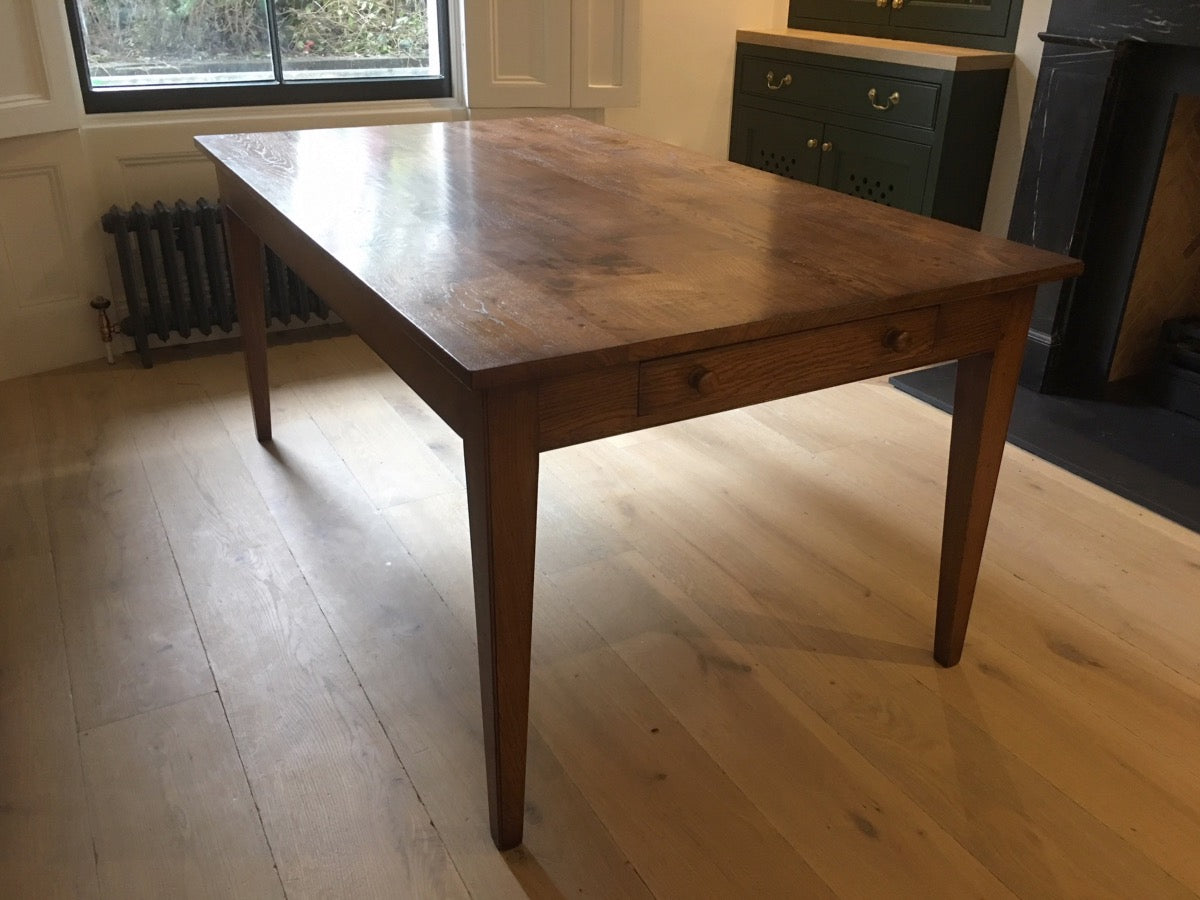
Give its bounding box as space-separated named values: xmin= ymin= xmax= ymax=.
xmin=935 ymin=289 xmax=1036 ymax=667
xmin=464 ymin=387 xmax=540 ymax=850
xmin=224 ymin=207 xmax=272 ymax=443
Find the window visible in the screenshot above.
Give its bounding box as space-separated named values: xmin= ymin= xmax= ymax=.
xmin=65 ymin=0 xmax=452 ymax=113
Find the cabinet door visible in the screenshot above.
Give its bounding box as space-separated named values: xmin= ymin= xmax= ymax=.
xmin=890 ymin=0 xmax=1014 ymax=38
xmin=730 ymin=107 xmax=823 ymax=185
xmin=818 ymin=124 xmax=931 ymax=214
xmin=798 ymin=0 xmax=891 ymax=26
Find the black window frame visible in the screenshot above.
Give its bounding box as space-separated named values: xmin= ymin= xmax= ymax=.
xmin=63 ymin=0 xmax=453 ymax=114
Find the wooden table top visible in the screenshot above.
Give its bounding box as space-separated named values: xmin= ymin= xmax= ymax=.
xmin=196 ymin=116 xmax=1080 ymax=388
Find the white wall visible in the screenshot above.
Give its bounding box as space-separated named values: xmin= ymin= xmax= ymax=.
xmin=607 ymin=0 xmax=1052 ymax=239
xmin=605 ymin=2 xmax=789 ymax=160
xmin=981 ymin=0 xmax=1051 ymax=236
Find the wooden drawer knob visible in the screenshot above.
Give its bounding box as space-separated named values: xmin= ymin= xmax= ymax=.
xmin=688 ymin=366 xmax=718 ymax=395
xmin=883 ymin=328 xmax=912 ymax=352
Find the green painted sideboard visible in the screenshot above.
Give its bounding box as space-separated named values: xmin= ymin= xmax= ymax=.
xmin=729 ymin=29 xmax=1013 ymax=229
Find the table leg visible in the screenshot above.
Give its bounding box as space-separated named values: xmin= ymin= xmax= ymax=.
xmin=464 ymin=387 xmax=540 ymax=850
xmin=935 ymin=289 xmax=1036 ymax=667
xmin=224 ymin=207 xmax=272 ymax=443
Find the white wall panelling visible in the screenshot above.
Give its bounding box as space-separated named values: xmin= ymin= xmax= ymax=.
xmin=116 ymin=153 xmax=220 ymax=209
xmin=0 ymin=166 xmax=76 ymax=308
xmin=81 ymin=103 xmax=463 ymax=208
xmin=0 ymin=130 xmax=109 ymax=382
xmin=571 ymin=0 xmax=639 ymax=107
xmin=464 ymin=0 xmax=572 ymax=106
xmin=463 ymin=0 xmax=637 ymax=107
xmin=0 ymin=0 xmax=79 ymax=139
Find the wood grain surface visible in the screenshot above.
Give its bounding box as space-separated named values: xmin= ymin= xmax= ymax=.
xmin=196 ymin=116 xmax=1080 ymax=388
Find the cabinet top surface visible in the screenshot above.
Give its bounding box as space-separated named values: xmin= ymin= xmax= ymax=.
xmin=197 ymin=116 xmax=1074 ymax=387
xmin=737 ymin=28 xmax=1014 ymax=71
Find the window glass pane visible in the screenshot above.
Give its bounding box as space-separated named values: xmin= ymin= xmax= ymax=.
xmin=75 ymin=0 xmax=273 ymax=88
xmin=275 ymin=0 xmax=441 ymax=82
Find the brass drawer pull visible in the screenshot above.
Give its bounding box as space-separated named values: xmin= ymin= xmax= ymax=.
xmin=883 ymin=328 xmax=913 ymax=352
xmin=893 ymin=0 xmax=905 ymax=8
xmin=821 ymin=141 xmax=833 ymax=153
xmin=765 ymin=71 xmax=792 ymax=91
xmin=806 ymin=138 xmax=818 ymax=149
xmin=688 ymin=366 xmax=719 ymax=395
xmin=868 ymin=88 xmax=901 ymax=111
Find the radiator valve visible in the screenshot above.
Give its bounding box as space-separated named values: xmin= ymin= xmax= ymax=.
xmin=90 ymin=296 xmax=117 ymax=364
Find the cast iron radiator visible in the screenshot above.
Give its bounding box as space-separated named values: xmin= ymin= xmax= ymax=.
xmin=102 ymin=200 xmax=331 ymax=367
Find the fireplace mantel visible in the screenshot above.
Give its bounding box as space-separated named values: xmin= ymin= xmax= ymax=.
xmin=1047 ymin=1 xmax=1200 ymax=48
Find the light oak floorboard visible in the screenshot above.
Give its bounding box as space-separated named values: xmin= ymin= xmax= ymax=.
xmin=30 ymin=365 xmax=213 ymax=730
xmin=545 ymin=549 xmax=1015 ymax=899
xmin=201 ymin=343 xmax=652 ymax=899
xmin=387 ymin=490 xmax=838 ymax=898
xmin=588 ymin=410 xmax=1200 ymax=893
xmin=273 ymin=338 xmax=461 ymax=509
xmin=124 ymin=360 xmax=470 ymax=899
xmin=6 ymin=338 xmax=1199 ymax=898
xmin=0 ymin=379 xmax=50 ymax=560
xmin=0 ymin=554 xmax=98 ymax=898
xmin=79 ymin=692 xmax=283 ymax=899
xmin=829 ymin=407 xmax=1200 ymax=687
xmin=549 ymin=437 xmax=1194 ymax=897
xmin=762 ymin=422 xmax=1200 ymax=803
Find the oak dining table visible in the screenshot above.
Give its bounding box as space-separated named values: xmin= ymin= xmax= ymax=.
xmin=196 ymin=115 xmax=1082 ymax=851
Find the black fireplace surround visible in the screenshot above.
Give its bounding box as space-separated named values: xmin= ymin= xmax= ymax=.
xmin=1008 ymin=0 xmax=1200 ymax=396
xmin=892 ymin=1 xmax=1200 ymax=532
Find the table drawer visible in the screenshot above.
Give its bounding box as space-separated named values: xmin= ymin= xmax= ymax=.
xmin=637 ymin=307 xmax=938 ymax=418
xmin=740 ymin=55 xmax=941 ymax=130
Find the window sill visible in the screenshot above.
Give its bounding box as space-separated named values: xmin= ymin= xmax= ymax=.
xmin=79 ymin=96 xmax=466 ymax=134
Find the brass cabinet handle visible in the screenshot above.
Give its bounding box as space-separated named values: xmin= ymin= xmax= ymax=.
xmin=876 ymin=0 xmax=888 ymax=6
xmin=806 ymin=138 xmax=818 ymax=149
xmin=688 ymin=366 xmax=718 ymax=395
xmin=765 ymin=71 xmax=792 ymax=91
xmin=868 ymin=88 xmax=901 ymax=111
xmin=893 ymin=0 xmax=904 ymax=8
xmin=821 ymin=141 xmax=833 ymax=152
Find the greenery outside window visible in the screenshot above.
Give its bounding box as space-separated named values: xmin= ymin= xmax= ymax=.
xmin=65 ymin=0 xmax=452 ymax=113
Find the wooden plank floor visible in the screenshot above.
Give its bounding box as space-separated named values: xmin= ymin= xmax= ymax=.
xmin=2 ymin=333 xmax=1198 ymax=899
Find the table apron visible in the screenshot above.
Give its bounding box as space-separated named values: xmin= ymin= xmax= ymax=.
xmin=537 ymin=290 xmax=1019 ymax=451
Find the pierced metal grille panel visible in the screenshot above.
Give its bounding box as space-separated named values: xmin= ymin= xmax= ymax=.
xmin=844 ymin=170 xmax=902 ymax=207
xmin=754 ymin=146 xmax=804 ymax=180
xmin=823 ymin=126 xmax=931 ymax=215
